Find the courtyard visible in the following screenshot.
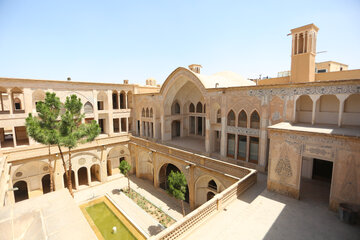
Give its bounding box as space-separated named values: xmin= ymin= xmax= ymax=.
xmin=186 ymin=173 xmax=360 ymax=240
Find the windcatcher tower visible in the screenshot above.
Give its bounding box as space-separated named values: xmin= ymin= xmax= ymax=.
xmin=290 ymin=24 xmax=319 ymax=83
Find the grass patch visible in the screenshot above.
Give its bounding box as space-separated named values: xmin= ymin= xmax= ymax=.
xmin=123 ymin=189 xmax=175 ymax=228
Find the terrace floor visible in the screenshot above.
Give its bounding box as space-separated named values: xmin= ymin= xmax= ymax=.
xmin=185 ymin=173 xmax=360 ymax=240
xmin=164 ymin=136 xmax=206 ymax=154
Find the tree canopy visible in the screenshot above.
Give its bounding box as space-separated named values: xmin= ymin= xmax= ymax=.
xmin=167 ymin=170 xmax=187 ymax=201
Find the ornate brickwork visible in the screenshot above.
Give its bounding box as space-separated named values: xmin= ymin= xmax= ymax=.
xmin=227 ymin=126 xmax=260 ymax=136
xmin=249 ymin=84 xmax=360 ymax=97
xmin=275 ymin=146 xmax=293 ymax=178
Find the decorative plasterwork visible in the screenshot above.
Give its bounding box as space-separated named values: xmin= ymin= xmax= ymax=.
xmin=226 ymin=126 xmax=260 ymax=136
xmin=248 ymin=84 xmax=360 ymax=97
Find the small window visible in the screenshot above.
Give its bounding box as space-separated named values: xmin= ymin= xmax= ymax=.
xmin=196 ymin=102 xmax=202 ymax=113
xmin=216 ymin=109 xmax=221 ymax=123
xmin=208 ymin=180 xmax=217 ymax=191
xmin=317 ymin=69 xmax=327 ymax=73
xmin=227 ymin=110 xmax=235 ymax=126
xmin=189 ymin=103 xmax=195 ymax=113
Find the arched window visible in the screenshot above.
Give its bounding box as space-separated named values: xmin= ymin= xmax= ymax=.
xmin=84 ymin=101 xmax=94 ymax=114
xmin=208 ymin=180 xmax=217 ymax=191
xmin=150 ymin=108 xmax=153 ymax=117
xmin=238 ymin=110 xmax=247 ymax=128
xmin=14 ymin=98 xmax=21 ymax=110
xmin=196 ymin=102 xmax=203 ymax=113
xmin=112 ymin=91 xmax=118 ymax=109
xmin=227 ymin=110 xmax=235 ymax=126
xmin=216 ymin=109 xmax=221 ymax=123
xmin=250 ymin=111 xmax=260 ymax=129
xmin=146 ymin=108 xmax=149 ymax=117
xmin=189 ymin=103 xmax=195 ymax=113
xmin=120 ymin=91 xmax=126 ymax=109
xmin=207 ymin=192 xmax=215 ymax=201
xmin=172 ymin=101 xmax=180 ymax=115
xmin=142 ymin=108 xmax=145 ymax=117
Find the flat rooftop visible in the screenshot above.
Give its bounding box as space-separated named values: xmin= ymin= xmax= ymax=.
xmin=0 ymin=189 xmax=96 ymax=240
xmin=268 ymin=122 xmax=360 ymax=138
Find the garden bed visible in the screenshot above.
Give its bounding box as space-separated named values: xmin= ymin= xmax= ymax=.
xmin=122 ymin=188 xmax=175 ymax=228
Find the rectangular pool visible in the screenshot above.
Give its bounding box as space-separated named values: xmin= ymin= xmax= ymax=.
xmin=81 ymin=197 xmax=146 ymax=240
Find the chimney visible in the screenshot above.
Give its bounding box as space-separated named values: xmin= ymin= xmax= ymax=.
xmin=188 ymin=64 xmax=202 ymax=74
xmin=123 ymin=79 xmax=129 ymax=84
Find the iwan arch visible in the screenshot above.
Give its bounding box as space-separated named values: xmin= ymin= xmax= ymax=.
xmin=0 ymin=23 xmax=359 ymax=239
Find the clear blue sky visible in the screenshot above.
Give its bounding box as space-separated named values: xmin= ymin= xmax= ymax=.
xmin=0 ymin=0 xmax=359 ymax=85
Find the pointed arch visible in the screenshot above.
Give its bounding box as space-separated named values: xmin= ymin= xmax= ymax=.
xmin=238 ymin=110 xmax=247 ymax=128
xmin=250 ymin=110 xmax=260 ymax=129
xmin=196 ymin=102 xmax=203 ymax=113
xmin=142 ymin=108 xmax=145 ymax=117
xmin=227 ymin=110 xmax=235 ymax=126
xmin=189 ymin=103 xmax=195 ymax=113
xmin=172 ymin=101 xmax=181 ymax=115
xmin=84 ymin=101 xmax=94 ymax=114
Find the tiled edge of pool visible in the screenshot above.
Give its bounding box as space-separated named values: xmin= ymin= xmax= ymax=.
xmin=80 ymin=195 xmax=149 ymax=240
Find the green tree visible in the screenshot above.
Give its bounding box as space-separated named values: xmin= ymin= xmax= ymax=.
xmin=25 ymin=92 xmax=62 ymax=192
xmin=119 ymin=160 xmax=131 ymax=191
xmin=59 ymin=94 xmax=100 ymax=197
xmin=167 ymin=170 xmax=187 ymax=217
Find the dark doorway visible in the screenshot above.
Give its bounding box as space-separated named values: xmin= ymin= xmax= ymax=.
xmin=159 ymin=163 xmax=189 ymax=203
xmin=312 ymin=159 xmax=333 ymax=182
xmin=91 ymin=164 xmax=101 ymax=182
xmin=42 ymin=174 xmax=51 ymax=194
xmin=171 ymin=120 xmax=180 ymax=138
xmin=300 ymin=158 xmax=333 ymax=205
xmin=13 ymin=181 xmax=28 ymax=202
xmin=197 ymin=117 xmax=202 ymax=135
xmin=207 ymin=191 xmax=215 ymax=201
xmin=107 ymin=160 xmax=112 ymax=176
xmin=98 ymin=119 xmax=105 ymax=134
xmin=78 ymin=167 xmax=88 ymax=186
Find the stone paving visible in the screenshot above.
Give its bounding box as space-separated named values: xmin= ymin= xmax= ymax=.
xmin=185 ymin=173 xmax=360 ymax=240
xmin=0 ymin=189 xmax=96 ymax=240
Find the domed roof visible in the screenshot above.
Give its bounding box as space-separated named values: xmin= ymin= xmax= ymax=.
xmin=194 ymin=71 xmax=255 ymax=88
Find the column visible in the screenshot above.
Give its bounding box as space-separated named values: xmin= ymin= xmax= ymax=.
xmin=140 ymin=121 xmax=143 ymax=137
xmin=101 ymin=147 xmax=108 ymax=182
xmin=8 ymin=89 xmax=13 ymax=114
xmin=220 ymin=96 xmax=227 ymax=157
xmin=74 ymin=171 xmax=79 ymax=190
xmin=160 ymin=116 xmax=165 ymax=141
xmin=126 ymin=117 xmax=129 ymax=132
xmin=153 ymin=152 xmax=159 ymax=187
xmin=310 ymin=95 xmax=320 ymax=125
xmin=125 ymin=92 xmax=128 ymax=109
xmin=23 ymin=88 xmax=32 ymax=114
xmin=336 ymin=94 xmax=348 ymax=127
xmin=12 ymin=127 xmax=17 ymax=147
xmin=189 ymin=165 xmax=195 ymax=210
xmin=93 ymin=90 xmax=98 ymax=122
xmin=205 ymin=117 xmax=211 ymax=153
xmin=246 ymin=136 xmax=250 ymax=162
xmin=87 ymin=167 xmax=91 ymax=185
xmin=107 ymin=90 xmax=114 ymax=135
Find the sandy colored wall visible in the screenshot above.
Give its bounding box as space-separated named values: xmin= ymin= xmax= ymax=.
xmin=315 ymin=69 xmax=360 ymax=82
xmin=267 ymin=129 xmax=360 ymax=210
